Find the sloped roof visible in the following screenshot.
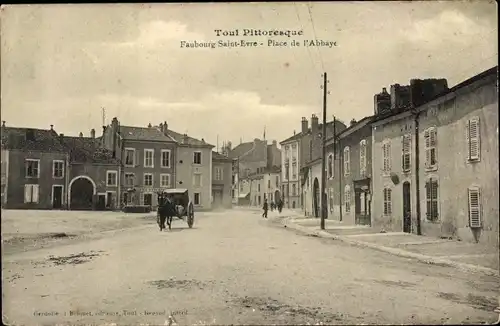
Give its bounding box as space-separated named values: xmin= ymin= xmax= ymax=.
xmin=280 ymin=120 xmax=343 ymax=145
xmin=119 ymin=126 xmax=176 ymax=142
xmin=1 ymin=127 xmax=66 ymax=152
xmin=212 ymin=151 xmax=232 ymax=161
xmin=228 ymin=141 xmax=254 ymax=159
xmin=61 ymin=136 xmax=120 ymax=164
xmin=165 ymin=129 xmax=214 ymax=148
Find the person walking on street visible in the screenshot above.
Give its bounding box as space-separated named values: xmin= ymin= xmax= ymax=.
xmin=262 ymin=198 xmax=268 ymax=218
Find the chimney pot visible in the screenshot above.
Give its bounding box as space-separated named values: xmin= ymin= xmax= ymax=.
xmin=2 ymin=121 xmax=5 ymax=127
xmin=382 ymin=87 xmax=387 ymax=93
xmin=90 ymin=128 xmax=96 ymax=138
xmin=50 ymin=124 xmax=54 ymax=130
xmin=79 ymin=132 xmax=83 ymax=137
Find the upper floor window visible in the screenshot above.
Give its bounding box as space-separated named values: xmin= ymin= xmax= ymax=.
xmin=343 ymin=147 xmax=350 ymax=176
xmin=267 ymin=180 xmax=271 ymax=189
xmin=257 ymin=183 xmax=261 ymax=192
xmin=107 ymin=170 xmax=118 ymax=186
xmin=383 ymin=187 xmax=392 ymax=216
xmin=275 ymin=176 xmax=279 ymax=187
xmin=327 ymin=154 xmax=334 ymax=179
xmin=194 ymin=193 xmax=201 ymax=205
xmin=402 ymin=134 xmax=411 ymax=172
xmin=124 ymin=173 xmax=135 ymax=187
xmin=193 ymin=151 xmax=202 ymax=165
xmin=292 ymin=184 xmax=296 ymax=196
xmin=25 ymin=159 xmax=40 ymax=178
xmin=144 ymin=149 xmax=154 ymax=168
xmin=161 ymin=150 xmax=171 ymax=168
xmin=425 ymin=178 xmax=439 ymax=221
xmin=344 ymin=185 xmax=351 ymax=213
xmin=359 ymin=140 xmax=367 ymax=178
xmin=382 ymin=140 xmax=391 ymax=174
xmin=124 ymin=148 xmax=136 ymax=167
xmin=424 ymin=127 xmax=437 ymax=170
xmin=52 ymin=160 xmax=64 ymax=179
xmin=215 ymin=167 xmax=223 ymax=181
xmin=160 ymin=174 xmax=171 ymax=188
xmin=143 ymin=173 xmax=153 ymax=186
xmin=466 ymin=117 xmax=481 ymax=162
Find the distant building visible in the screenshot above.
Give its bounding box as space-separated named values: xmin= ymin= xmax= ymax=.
xmin=212 ymin=151 xmax=233 ymax=209
xmin=283 ymin=114 xmax=346 ymax=212
xmin=248 ymin=166 xmax=281 ymax=207
xmin=228 ymin=138 xmax=281 ymax=206
xmin=371 ymin=66 xmax=498 ymax=248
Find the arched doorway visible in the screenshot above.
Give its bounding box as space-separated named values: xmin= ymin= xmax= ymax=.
xmin=313 ymin=178 xmax=319 ymax=218
xmin=274 ymin=190 xmax=281 ymax=203
xmin=69 ymin=176 xmax=96 ymax=210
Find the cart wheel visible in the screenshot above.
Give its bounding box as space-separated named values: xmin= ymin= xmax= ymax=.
xmin=187 ymin=202 xmax=194 ymax=228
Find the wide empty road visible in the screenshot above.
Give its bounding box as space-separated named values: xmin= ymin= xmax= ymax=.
xmin=3 ymin=209 xmax=499 ymax=325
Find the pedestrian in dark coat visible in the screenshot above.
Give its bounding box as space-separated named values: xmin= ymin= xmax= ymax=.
xmin=262 ymin=199 xmax=269 ymax=218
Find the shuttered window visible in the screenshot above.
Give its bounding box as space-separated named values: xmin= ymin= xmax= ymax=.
xmin=468 ymin=187 xmax=482 ymax=228
xmin=424 ymin=128 xmax=438 ymax=169
xmin=327 ymin=154 xmax=333 ymax=178
xmin=466 ymin=117 xmax=481 ymax=161
xmin=360 ymin=140 xmax=367 ymax=178
xmin=344 ymin=147 xmax=350 ymax=176
xmin=344 ymin=185 xmax=351 ymax=213
xmin=383 ymin=188 xmax=392 ymax=215
xmin=382 ymin=141 xmax=391 ymax=174
xmin=329 ymin=188 xmax=334 ymax=212
xmin=24 ymin=184 xmax=39 ymax=203
xmin=402 ymin=134 xmax=411 ymax=172
xmin=425 ymin=178 xmax=439 ymax=220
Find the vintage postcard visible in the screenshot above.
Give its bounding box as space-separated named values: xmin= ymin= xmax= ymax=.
xmin=1 ymin=2 xmax=499 ymax=325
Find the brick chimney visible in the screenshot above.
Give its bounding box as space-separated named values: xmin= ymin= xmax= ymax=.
xmin=1 ymin=121 xmax=5 ymax=127
xmin=374 ymin=87 xmax=391 ymax=115
xmin=183 ymin=134 xmax=188 ymax=144
xmin=409 ymin=78 xmax=448 ymax=108
xmin=59 ymin=133 xmax=64 ymax=143
xmin=90 ymin=128 xmax=95 ymax=138
xmin=50 ymin=124 xmax=54 ymax=130
xmin=390 ymin=84 xmax=411 ymax=110
xmin=161 ymin=121 xmax=168 ymax=134
xmin=350 ymin=119 xmax=357 ymax=126
xmin=311 ymin=114 xmax=319 ymax=134
xmin=79 ymin=132 xmax=83 ymax=137
xmin=301 ymin=117 xmax=308 ymax=134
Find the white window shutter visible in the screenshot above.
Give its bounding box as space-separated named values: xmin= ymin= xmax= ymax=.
xmin=468 ymin=187 xmax=481 ymax=228
xmin=24 ymin=185 xmax=32 ymax=203
xmin=32 ymin=185 xmax=39 ymax=203
xmin=469 ymin=117 xmax=480 ymax=160
xmin=387 ymin=143 xmax=391 ymax=171
xmin=424 ymin=129 xmax=431 ymax=167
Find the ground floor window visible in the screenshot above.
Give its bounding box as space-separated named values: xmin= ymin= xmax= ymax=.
xmin=292 ymin=201 xmax=296 ymax=208
xmin=143 ymin=193 xmax=153 ymax=207
xmin=344 ymin=185 xmax=351 ymax=213
xmin=383 ymin=188 xmax=392 ymax=216
xmin=194 ymin=192 xmax=201 ymax=205
xmin=24 ymin=184 xmax=40 ymax=203
xmin=425 ymin=178 xmax=439 ymax=221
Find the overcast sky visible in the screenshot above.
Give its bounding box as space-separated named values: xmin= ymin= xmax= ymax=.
xmin=1 ymin=2 xmax=497 ymax=148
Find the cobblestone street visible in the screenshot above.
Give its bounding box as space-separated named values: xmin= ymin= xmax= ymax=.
xmin=2 ymin=209 xmax=499 ymax=325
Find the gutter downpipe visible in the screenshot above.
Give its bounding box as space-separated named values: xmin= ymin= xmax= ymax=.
xmin=413 ymin=107 xmax=422 ymax=236
xmin=338 ymin=136 xmax=343 ymax=222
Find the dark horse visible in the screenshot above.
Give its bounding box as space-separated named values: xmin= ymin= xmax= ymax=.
xmin=157 ymin=192 xmax=176 ymax=231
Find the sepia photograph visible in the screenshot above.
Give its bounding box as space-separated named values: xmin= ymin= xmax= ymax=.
xmin=1 ymin=2 xmax=499 ymax=325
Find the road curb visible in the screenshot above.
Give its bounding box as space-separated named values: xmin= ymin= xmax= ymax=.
xmin=281 ymin=218 xmax=500 ymax=277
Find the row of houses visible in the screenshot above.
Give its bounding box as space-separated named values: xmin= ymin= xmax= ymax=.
xmin=1 ymin=118 xmax=233 ymax=211
xmin=221 ymin=137 xmax=282 ymax=206
xmin=281 ymin=66 xmax=498 ymax=248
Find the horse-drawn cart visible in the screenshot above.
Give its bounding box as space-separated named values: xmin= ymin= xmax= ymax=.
xmin=157 ymin=188 xmax=194 ymax=230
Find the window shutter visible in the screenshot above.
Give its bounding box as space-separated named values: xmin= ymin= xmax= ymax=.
xmin=425 ymin=181 xmax=431 ymax=218
xmin=424 ymin=129 xmax=430 ymax=168
xmin=431 ymin=180 xmax=438 ymax=219
xmin=24 ymin=185 xmax=32 ymax=203
xmin=32 ymin=185 xmax=39 ymax=203
xmin=469 ymin=117 xmax=480 ymax=160
xmin=135 ymin=150 xmax=139 ymax=166
xmin=387 ymin=143 xmax=391 ymax=171
xmin=468 ymin=187 xmax=481 ymax=228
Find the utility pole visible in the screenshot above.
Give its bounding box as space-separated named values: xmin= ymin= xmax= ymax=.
xmin=320 ymin=72 xmax=328 ymax=230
